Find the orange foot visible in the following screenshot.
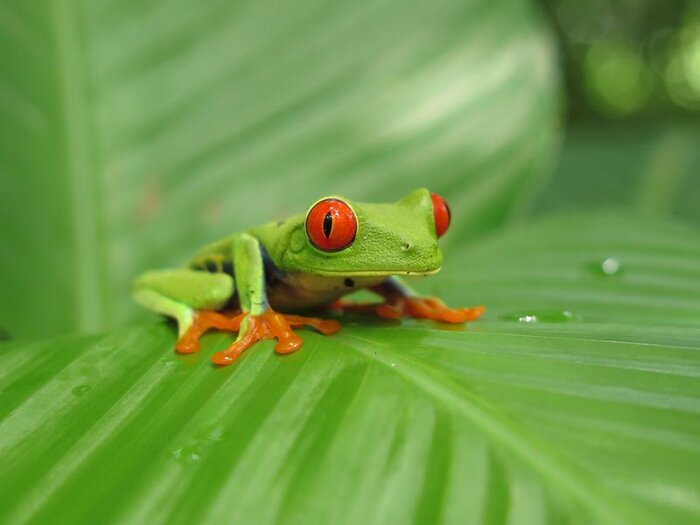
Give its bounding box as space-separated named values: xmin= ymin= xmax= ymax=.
xmin=336 ymin=297 xmax=485 ymax=324
xmin=175 ymin=309 xmax=341 ymax=366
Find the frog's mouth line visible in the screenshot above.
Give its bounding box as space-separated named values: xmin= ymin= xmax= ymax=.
xmin=304 ymin=267 xmax=441 ymax=277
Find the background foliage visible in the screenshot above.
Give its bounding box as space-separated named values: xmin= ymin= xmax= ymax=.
xmin=0 ymin=0 xmax=558 ymax=339
xmin=540 ymin=0 xmax=700 ymax=118
xmin=1 ymin=0 xmax=699 ymax=524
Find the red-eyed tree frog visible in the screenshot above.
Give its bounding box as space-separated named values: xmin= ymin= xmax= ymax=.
xmin=133 ymin=189 xmax=484 ymax=366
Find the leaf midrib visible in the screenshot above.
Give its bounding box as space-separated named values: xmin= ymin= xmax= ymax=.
xmin=51 ymin=0 xmax=105 ymax=333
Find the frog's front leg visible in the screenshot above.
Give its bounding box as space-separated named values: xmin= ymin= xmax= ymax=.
xmin=339 ymin=276 xmax=484 ymax=324
xmin=207 ymin=233 xmax=340 ymax=366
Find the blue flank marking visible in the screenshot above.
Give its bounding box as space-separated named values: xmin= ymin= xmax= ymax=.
xmin=257 ymin=244 xmax=278 ymax=310
xmin=259 ymin=245 xmax=288 ymax=281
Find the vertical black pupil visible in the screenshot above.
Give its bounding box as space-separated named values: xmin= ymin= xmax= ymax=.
xmin=323 ymin=211 xmax=333 ymax=238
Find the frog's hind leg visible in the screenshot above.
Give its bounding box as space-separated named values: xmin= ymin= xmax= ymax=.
xmin=335 ymin=276 xmax=485 ymax=324
xmin=133 ymin=269 xmax=235 ymax=348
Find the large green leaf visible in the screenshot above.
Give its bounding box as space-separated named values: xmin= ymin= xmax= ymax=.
xmin=0 ymin=0 xmax=559 ymax=339
xmin=2 ymin=211 xmax=699 ymax=524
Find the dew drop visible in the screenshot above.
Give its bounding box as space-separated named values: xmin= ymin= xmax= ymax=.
xmin=72 ymin=384 xmax=91 ymax=397
xmin=589 ymin=256 xmax=623 ymax=277
xmin=171 ymin=445 xmax=203 ymax=464
xmin=601 ymin=257 xmax=621 ymax=276
xmin=208 ymin=426 xmax=224 ymax=441
xmin=502 ymin=310 xmax=578 ymax=323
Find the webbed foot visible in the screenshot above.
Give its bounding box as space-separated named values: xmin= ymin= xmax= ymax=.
xmin=377 ymin=296 xmax=485 ymax=323
xmin=175 ymin=309 xmax=341 ymax=366
xmin=334 ymin=297 xmax=485 ymax=324
xmin=176 ymin=310 xmax=245 ymax=354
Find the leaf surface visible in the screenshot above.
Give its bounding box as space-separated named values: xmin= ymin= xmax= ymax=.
xmin=2 ymin=211 xmax=699 ymax=525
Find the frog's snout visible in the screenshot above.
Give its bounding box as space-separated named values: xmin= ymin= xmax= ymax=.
xmin=393 ymin=235 xmax=442 ymax=273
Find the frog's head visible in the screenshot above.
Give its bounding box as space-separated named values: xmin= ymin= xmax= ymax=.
xmin=271 ymin=188 xmax=451 ymax=277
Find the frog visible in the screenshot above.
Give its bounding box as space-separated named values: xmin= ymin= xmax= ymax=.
xmin=133 ymin=188 xmax=484 ymax=366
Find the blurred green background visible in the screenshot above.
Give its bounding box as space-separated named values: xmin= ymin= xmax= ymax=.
xmin=537 ymin=0 xmax=700 ymax=223
xmin=0 ymin=0 xmax=560 ymax=338
xmin=2 ymin=1 xmax=700 ymax=524
xmin=543 ymin=0 xmax=700 ymax=119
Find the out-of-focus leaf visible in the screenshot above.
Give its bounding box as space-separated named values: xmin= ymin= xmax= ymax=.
xmin=0 ymin=0 xmax=560 ymax=338
xmin=536 ymin=123 xmax=700 ymax=222
xmin=1 ymin=211 xmax=699 ymax=525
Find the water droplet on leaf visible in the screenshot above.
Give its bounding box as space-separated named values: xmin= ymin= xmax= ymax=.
xmin=501 ymin=310 xmax=578 ymax=323
xmin=171 ymin=445 xmax=203 ymax=464
xmin=601 ymin=257 xmax=621 ymax=275
xmin=72 ymin=384 xmax=91 ymax=397
xmin=589 ymin=257 xmax=623 ymax=277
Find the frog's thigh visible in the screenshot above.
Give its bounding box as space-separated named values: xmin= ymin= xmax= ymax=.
xmin=134 ymin=269 xmax=235 ymax=311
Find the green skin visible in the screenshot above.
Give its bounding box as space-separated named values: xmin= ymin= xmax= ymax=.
xmin=133 ymin=188 xmax=444 ymax=343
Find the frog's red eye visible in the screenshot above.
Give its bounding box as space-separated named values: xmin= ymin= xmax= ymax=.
xmin=306 ymin=198 xmax=357 ymax=252
xmin=431 ymin=192 xmax=451 ymax=238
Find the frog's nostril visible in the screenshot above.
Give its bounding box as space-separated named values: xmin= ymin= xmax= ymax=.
xmin=402 ymin=242 xmax=411 ymax=251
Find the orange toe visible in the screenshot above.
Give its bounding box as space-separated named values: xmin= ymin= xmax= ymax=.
xmin=376 ymin=303 xmax=404 ymax=319
xmin=332 ymin=301 xmax=382 ymax=315
xmin=284 ymin=314 xmax=342 ymax=336
xmin=441 ymin=309 xmax=469 ymax=323
xmin=208 ymin=309 xmax=341 ymax=366
xmin=174 ymin=308 xmax=341 ymax=366
xmin=391 ymin=297 xmax=485 ymax=324
xmin=464 ymin=306 xmax=486 ymax=321
xmin=335 ymin=296 xmax=484 ymax=325
xmin=176 ymin=310 xmax=244 ymax=354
